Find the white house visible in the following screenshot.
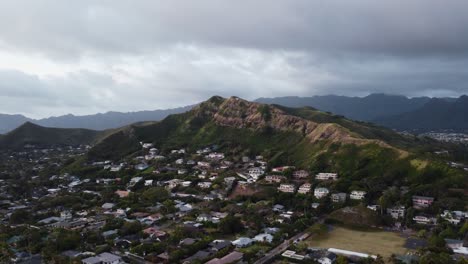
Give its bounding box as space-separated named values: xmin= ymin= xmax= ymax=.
xmin=413 ymin=215 xmax=437 ymax=225
xmin=144 ymin=180 xmax=154 ymax=186
xmin=207 ymin=152 xmax=225 ymax=160
xmin=293 ymin=170 xmax=309 ymax=179
xmin=278 ymin=184 xmax=295 ymax=193
xmin=265 ymin=175 xmax=285 ymax=183
xmin=248 ymin=167 xmax=264 ymax=179
xmin=198 ymin=182 xmax=212 ymax=189
xmin=253 ymin=233 xmax=274 ymax=243
xmin=387 ymin=206 xmax=405 ymax=219
xmin=314 ymin=187 xmax=329 ymax=199
xmin=232 ymin=237 xmax=253 ymax=248
xmin=315 ymin=173 xmax=338 ymax=181
xmin=350 ymin=190 xmax=366 ymax=200
xmin=298 ymin=183 xmax=312 ymax=194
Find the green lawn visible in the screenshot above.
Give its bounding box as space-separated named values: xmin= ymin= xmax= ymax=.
xmin=306 ymin=226 xmax=408 ymax=258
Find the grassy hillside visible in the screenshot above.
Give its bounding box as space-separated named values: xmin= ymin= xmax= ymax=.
xmin=80 ymin=97 xmax=468 ymax=209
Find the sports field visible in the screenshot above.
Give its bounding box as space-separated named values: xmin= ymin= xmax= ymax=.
xmin=306 ymin=226 xmax=408 ymax=258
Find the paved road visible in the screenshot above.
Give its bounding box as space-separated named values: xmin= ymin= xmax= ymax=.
xmin=253 ymin=232 xmax=308 ymax=264
xmin=254 ymin=217 xmax=325 ymax=264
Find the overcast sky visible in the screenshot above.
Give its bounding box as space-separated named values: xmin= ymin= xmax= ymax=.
xmin=1 ymin=0 xmax=468 ymax=118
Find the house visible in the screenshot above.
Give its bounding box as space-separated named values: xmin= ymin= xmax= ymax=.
xmin=445 ymin=239 xmax=464 ymax=249
xmin=298 ymin=183 xmax=312 ymax=194
xmin=115 ymin=190 xmax=130 ymax=198
xmin=129 ymin=177 xmax=143 ymax=185
xmin=265 ymin=175 xmax=285 ymax=183
xmin=102 ymin=229 xmax=118 ymax=239
xmin=253 ymin=233 xmax=274 ymax=243
xmin=145 ymin=180 xmax=153 ymax=186
xmin=315 ymin=173 xmax=338 ymax=181
xmin=232 ymin=237 xmax=253 ymax=248
xmin=441 ymin=210 xmax=467 ymax=224
xmin=197 ymin=182 xmax=212 ymax=189
xmin=273 ymin=204 xmax=285 ymax=212
xmin=205 ymin=251 xmax=244 ymax=264
xmin=293 ymin=170 xmax=309 ymax=179
xmin=197 ymin=213 xmax=212 ymax=222
xmin=197 ymin=161 xmax=211 ymax=168
xmin=272 ymin=166 xmax=295 ymax=173
xmin=209 ymin=240 xmax=232 ymax=252
xmin=331 ymin=193 xmax=347 ymax=203
xmin=166 ymin=179 xmax=183 ymax=189
xmin=81 ymin=252 xmax=121 ymax=264
xmin=278 ymin=184 xmax=295 ymax=193
xmin=413 ymin=215 xmax=437 ymax=225
xmin=350 ymin=190 xmax=366 ymax=200
xmin=135 ymin=163 xmax=149 ymax=171
xmin=314 ymin=187 xmax=329 ymax=199
xmin=60 ymin=210 xmax=72 ymax=220
xmin=311 ymin=203 xmax=320 ymax=209
xmin=181 ymin=181 xmax=192 ymax=187
xmin=248 ymin=167 xmax=264 ymax=179
xmin=179 ymin=238 xmax=198 ymax=246
xmin=142 ymin=143 xmax=153 ymax=149
xmin=412 ymin=196 xmax=434 ymax=209
xmin=207 ymin=152 xmax=225 ymax=160
xmin=101 ymin=203 xmax=115 ymax=210
xmin=387 ymin=206 xmax=405 ymax=219
xmin=143 ymin=227 xmax=167 ymax=238
xmin=309 ymin=250 xmax=338 ymax=264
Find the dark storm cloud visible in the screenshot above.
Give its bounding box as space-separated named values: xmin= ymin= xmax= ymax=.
xmin=0 ymin=1 xmax=467 ymax=117
xmin=1 ymin=1 xmax=468 ymax=58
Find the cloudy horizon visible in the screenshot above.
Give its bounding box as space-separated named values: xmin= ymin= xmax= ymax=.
xmin=1 ymin=0 xmax=468 ymax=118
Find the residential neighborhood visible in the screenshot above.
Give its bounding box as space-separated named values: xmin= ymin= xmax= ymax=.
xmin=0 ymin=141 xmax=466 ymax=264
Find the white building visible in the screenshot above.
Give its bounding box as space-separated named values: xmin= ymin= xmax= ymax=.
xmin=265 ymin=175 xmax=286 ymax=183
xmin=278 ymin=184 xmax=296 ymax=193
xmin=315 ymin=173 xmax=338 ymax=181
xmin=253 ymin=233 xmax=274 ymax=243
xmin=248 ymin=167 xmax=264 ymax=179
xmin=350 ymin=190 xmax=366 ymax=200
xmin=387 ymin=206 xmax=405 ymax=219
xmin=198 ymin=182 xmax=212 ymax=189
xmin=314 ymin=187 xmax=329 ymax=199
xmin=144 ymin=180 xmax=154 ymax=186
xmin=298 ymin=183 xmax=312 ymax=194
xmin=413 ymin=215 xmax=437 ymax=225
xmin=293 ymin=170 xmax=309 ymax=179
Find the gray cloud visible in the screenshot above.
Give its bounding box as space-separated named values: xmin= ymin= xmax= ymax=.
xmin=0 ymin=1 xmax=467 ymax=117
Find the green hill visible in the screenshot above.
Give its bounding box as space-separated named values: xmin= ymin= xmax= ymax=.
xmin=0 ymin=122 xmax=101 ymax=149
xmin=80 ymin=96 xmax=467 ymax=205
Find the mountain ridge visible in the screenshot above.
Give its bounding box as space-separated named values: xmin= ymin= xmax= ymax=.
xmin=86 ymin=96 xmax=419 ymax=162
xmin=0 ymin=105 xmax=194 ymax=134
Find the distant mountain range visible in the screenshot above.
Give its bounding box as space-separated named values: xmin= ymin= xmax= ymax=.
xmin=0 ymin=93 xmax=467 ymax=135
xmin=0 ymin=105 xmax=193 ymax=134
xmin=256 ymin=94 xmax=433 ymax=121
xmin=256 ymin=94 xmax=468 ymax=133
xmin=377 ymin=95 xmax=468 ymax=133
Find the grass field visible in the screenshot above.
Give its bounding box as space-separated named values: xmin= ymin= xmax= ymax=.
xmin=306 ymin=226 xmax=408 ymax=258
